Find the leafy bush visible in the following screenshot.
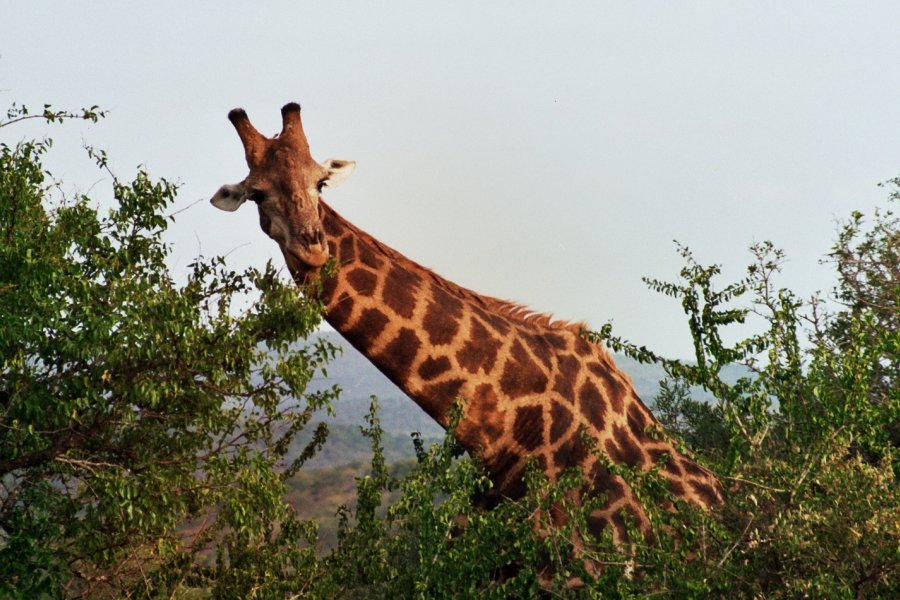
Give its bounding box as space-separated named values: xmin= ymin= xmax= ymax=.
xmin=0 ymin=105 xmax=338 ymax=598
xmin=592 ymin=196 xmax=899 ymax=597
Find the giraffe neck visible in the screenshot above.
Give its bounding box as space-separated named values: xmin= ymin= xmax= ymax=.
xmin=306 ymin=200 xmax=722 ymax=531
xmin=314 ymin=200 xmax=494 ymax=428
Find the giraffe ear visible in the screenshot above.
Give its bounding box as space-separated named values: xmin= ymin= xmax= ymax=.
xmin=320 ymin=159 xmax=356 ymax=189
xmin=210 ymin=183 xmax=249 ymax=212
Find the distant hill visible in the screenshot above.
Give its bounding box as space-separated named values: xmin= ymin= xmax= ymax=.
xmin=293 ymin=331 xmax=443 ymax=469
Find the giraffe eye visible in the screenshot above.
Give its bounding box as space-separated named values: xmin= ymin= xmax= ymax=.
xmin=249 ymin=190 xmax=266 ymax=203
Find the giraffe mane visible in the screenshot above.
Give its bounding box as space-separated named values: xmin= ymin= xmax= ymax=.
xmin=323 ymin=202 xmax=589 ymax=335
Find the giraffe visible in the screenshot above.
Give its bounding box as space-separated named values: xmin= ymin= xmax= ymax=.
xmin=210 ymin=102 xmax=723 ymax=550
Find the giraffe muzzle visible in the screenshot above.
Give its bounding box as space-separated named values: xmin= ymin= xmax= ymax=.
xmin=286 ymin=227 xmax=329 ymax=270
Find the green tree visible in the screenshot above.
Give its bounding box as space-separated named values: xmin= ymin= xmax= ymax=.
xmin=825 ymin=192 xmax=899 ymax=459
xmin=0 ymin=105 xmax=338 ymax=597
xmin=594 ymin=195 xmax=899 ymax=597
xmin=649 ymin=378 xmax=729 ymax=458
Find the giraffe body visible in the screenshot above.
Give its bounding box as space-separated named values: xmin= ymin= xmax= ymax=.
xmin=211 ymin=103 xmax=722 ymax=546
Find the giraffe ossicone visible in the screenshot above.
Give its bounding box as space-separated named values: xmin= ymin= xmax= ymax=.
xmin=210 ymin=102 xmax=723 ymax=549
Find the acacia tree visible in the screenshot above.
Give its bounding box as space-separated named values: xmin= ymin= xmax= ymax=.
xmin=0 ymin=106 xmax=338 ymax=597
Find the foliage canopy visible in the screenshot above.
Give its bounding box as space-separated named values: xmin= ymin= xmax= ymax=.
xmin=0 ymin=105 xmax=338 ymax=597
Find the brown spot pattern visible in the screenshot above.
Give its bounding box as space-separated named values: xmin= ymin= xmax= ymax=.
xmin=326 ymin=292 xmax=354 ymax=328
xmin=357 ymin=240 xmax=384 ymax=269
xmin=613 ymin=425 xmax=644 ymax=467
xmin=311 ymin=212 xmax=725 ymax=527
xmin=605 ymin=425 xmax=644 ymax=468
xmin=667 ymin=480 xmax=685 ymax=496
xmin=322 ymin=213 xmax=343 ymax=236
xmin=486 ymin=448 xmax=529 ymax=500
xmin=383 ymin=265 xmax=420 ymax=319
xmin=681 ymin=459 xmax=708 ymax=477
xmin=522 ymin=332 xmax=553 ymax=371
xmin=604 ymin=438 xmax=623 ymax=464
xmin=346 ymin=268 xmax=378 ymax=297
xmin=549 ymin=402 xmax=573 ymax=443
xmin=418 ymin=355 xmax=451 ymax=380
xmin=587 ymin=513 xmax=609 ymax=540
xmin=472 ymin=305 xmax=510 ymax=337
xmin=420 ymin=378 xmax=466 ymax=421
xmin=578 ymin=380 xmax=606 ymax=430
xmin=487 ymin=446 xmax=520 ymax=478
xmin=609 ymin=510 xmax=630 ymax=542
xmin=457 ymin=317 xmax=502 ymax=374
xmin=690 ymin=480 xmax=721 ymax=506
xmin=499 ymin=340 xmax=549 ymax=398
xmin=544 ymin=332 xmax=570 ymax=351
xmin=574 ymin=336 xmax=593 ymax=357
xmin=501 ymin=468 xmax=528 ymax=500
xmin=626 ymin=403 xmax=651 ymax=440
xmin=512 ymin=404 xmax=544 ymax=451
xmin=648 ymin=448 xmax=681 ymax=475
xmin=466 ymin=384 xmax=503 ymax=441
xmin=376 ymin=327 xmax=420 ymax=381
xmin=552 ymin=354 xmax=579 ymax=402
xmin=343 ymin=307 xmax=390 ymax=350
xmin=320 ymin=271 xmax=340 ymax=302
xmin=338 ymin=235 xmax=356 ymax=261
xmin=593 ymin=368 xmax=626 ymax=413
xmin=589 ymin=463 xmax=622 ymax=496
xmin=422 ymin=286 xmax=463 ymax=345
xmin=553 ymin=433 xmax=590 ymax=466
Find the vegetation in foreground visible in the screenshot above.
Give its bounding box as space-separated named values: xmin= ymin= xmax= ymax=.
xmin=1 ymin=105 xmax=897 ymax=598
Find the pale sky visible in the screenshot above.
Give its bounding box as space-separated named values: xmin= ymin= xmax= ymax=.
xmin=4 ymin=2 xmax=900 ymax=358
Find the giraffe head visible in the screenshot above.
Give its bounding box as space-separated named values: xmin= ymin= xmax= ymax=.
xmin=210 ymin=103 xmax=355 ymax=273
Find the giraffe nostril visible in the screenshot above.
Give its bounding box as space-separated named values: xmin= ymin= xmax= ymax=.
xmin=298 ymin=226 xmax=328 ymax=255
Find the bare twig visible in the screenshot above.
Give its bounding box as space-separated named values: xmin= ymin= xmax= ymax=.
xmin=714 ymin=515 xmax=755 ymax=571
xmin=167 ymin=197 xmax=204 ymax=219
xmin=722 ymin=476 xmax=787 ymax=494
